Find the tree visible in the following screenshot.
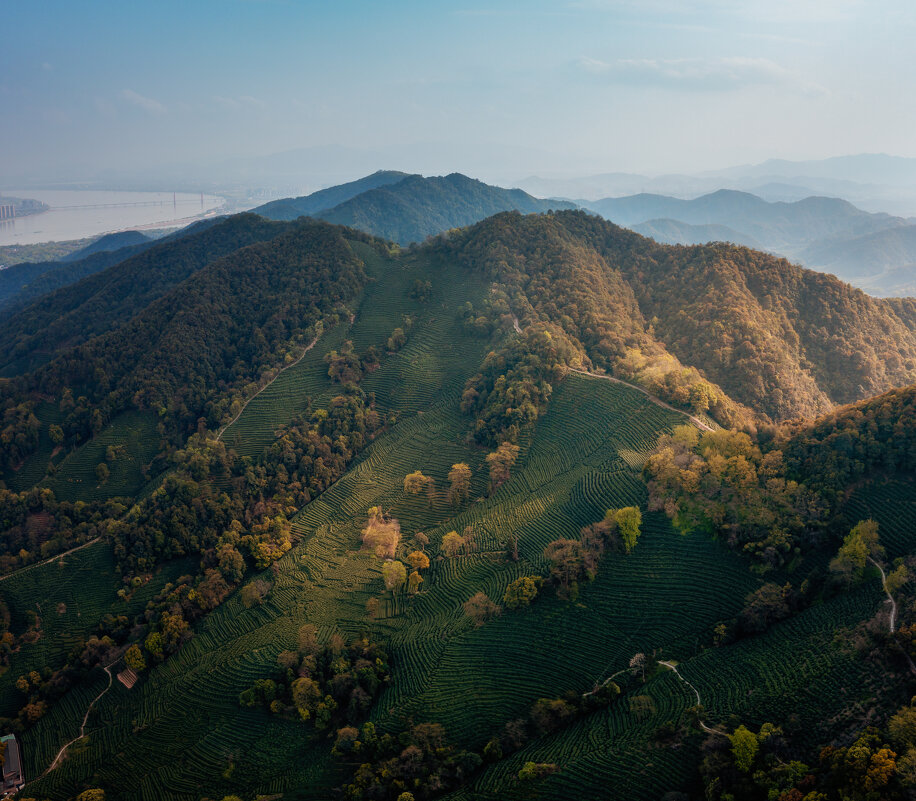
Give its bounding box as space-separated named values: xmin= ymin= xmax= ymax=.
xmin=518 ymin=761 xmax=558 ymax=781
xmin=124 ymin=643 xmax=146 ymax=672
xmin=629 ymin=652 xmax=646 ymax=682
xmin=689 ymin=382 xmax=716 ymax=414
xmin=95 ymin=462 xmax=110 ymax=484
xmin=486 ymin=443 xmax=520 ymax=492
xmin=729 ymin=725 xmax=759 ymax=773
xmin=611 ymin=507 xmax=642 ymax=553
xmin=387 ymin=327 xmax=407 ymax=351
xmin=503 ymin=576 xmax=540 ymax=609
xmin=739 ymin=583 xmax=792 ymax=633
xmin=362 ymin=507 xmax=401 ymax=559
xmin=382 ymin=560 xmax=407 ymax=592
xmin=544 ymin=538 xmax=593 ymax=598
xmin=48 ymin=424 xmax=64 ymax=445
xmin=407 ymin=570 xmax=423 ymax=595
xmin=403 ymin=471 xmax=430 ymax=495
xmin=325 ymin=341 xmax=362 ymax=384
xmin=406 ymin=550 xmax=430 ymax=571
xmin=241 ymin=579 xmax=271 ymax=607
xmin=217 ymin=544 xmax=245 ymax=583
xmin=888 ymin=565 xmax=910 ymax=595
xmin=77 ymin=791 xmax=106 ymax=801
xmin=291 ymin=676 xmax=321 ymax=721
xmin=447 ymin=463 xmax=472 ymax=505
xmin=830 ymin=520 xmax=878 ymax=585
xmin=441 ymin=531 xmax=464 ymax=558
xmin=144 ymin=631 xmax=164 ymax=659
xmin=365 ymin=597 xmax=380 ymax=619
xmin=464 ymin=592 xmax=501 ymax=626
xmin=298 ymin=623 xmax=319 ymax=655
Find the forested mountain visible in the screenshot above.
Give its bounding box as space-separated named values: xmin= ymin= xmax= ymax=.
xmin=4 ymin=206 xmax=916 ymax=801
xmin=0 ymin=221 xmax=227 ymax=314
xmin=439 ymin=210 xmax=916 ymax=421
xmin=60 ymin=230 xmax=152 ymax=261
xmin=252 ymin=170 xmax=411 ymax=220
xmin=259 ymin=171 xmax=578 ymax=245
xmin=0 ymin=214 xmax=289 ymax=374
xmin=0 ymin=239 xmax=156 ymax=313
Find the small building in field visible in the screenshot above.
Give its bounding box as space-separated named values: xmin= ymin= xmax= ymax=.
xmin=0 ymin=733 xmax=24 ymax=796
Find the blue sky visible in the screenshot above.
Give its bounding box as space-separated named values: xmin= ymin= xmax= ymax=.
xmin=3 ymin=0 xmax=916 ymax=183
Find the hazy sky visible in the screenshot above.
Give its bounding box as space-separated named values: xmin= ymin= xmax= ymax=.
xmin=4 ymin=0 xmax=916 ymax=184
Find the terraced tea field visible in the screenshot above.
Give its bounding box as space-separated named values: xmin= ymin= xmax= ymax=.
xmin=2 ymin=241 xmax=902 ymax=801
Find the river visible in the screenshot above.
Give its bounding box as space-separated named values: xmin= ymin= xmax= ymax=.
xmin=0 ymin=189 xmax=226 ymax=246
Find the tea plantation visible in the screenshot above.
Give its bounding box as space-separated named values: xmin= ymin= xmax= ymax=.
xmin=1 ymin=240 xmax=899 ymax=800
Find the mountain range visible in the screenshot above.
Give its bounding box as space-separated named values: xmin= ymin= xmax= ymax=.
xmin=2 ymin=182 xmax=916 ymax=800
xmin=254 ymin=171 xmax=576 ymax=244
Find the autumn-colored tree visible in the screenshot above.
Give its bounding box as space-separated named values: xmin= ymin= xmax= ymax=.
xmin=382 ymin=560 xmax=407 ymax=592
xmin=298 ymin=623 xmax=320 ymax=656
xmin=124 ymin=643 xmax=146 ymax=672
xmin=362 ymin=507 xmax=401 ymax=559
xmin=441 ymin=531 xmax=464 ymax=558
xmin=464 ymin=592 xmax=501 ymax=626
xmin=830 ymin=520 xmax=879 ymax=585
xmin=365 ymin=597 xmax=380 ymax=619
xmin=407 ymin=570 xmax=423 ymax=595
xmin=387 ymin=327 xmax=407 ymax=351
xmin=403 ymin=471 xmax=430 ymax=495
xmin=241 ymin=579 xmax=271 ymax=608
xmin=503 ymin=576 xmax=540 ymax=609
xmin=325 ymin=341 xmax=362 ymax=384
xmin=406 ymin=550 xmax=430 ymax=571
xmin=486 ymin=442 xmax=520 ymax=492
xmin=629 ymin=652 xmax=646 ymax=681
xmin=887 ymin=565 xmax=910 ymax=595
xmin=447 ymin=463 xmax=472 ymax=505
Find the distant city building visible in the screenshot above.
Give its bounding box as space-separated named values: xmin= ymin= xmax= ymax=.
xmin=0 ymin=734 xmax=24 ymax=796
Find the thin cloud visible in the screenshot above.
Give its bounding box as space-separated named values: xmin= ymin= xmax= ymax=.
xmin=121 ymin=88 xmax=167 ymax=114
xmin=579 ymin=56 xmax=825 ymax=94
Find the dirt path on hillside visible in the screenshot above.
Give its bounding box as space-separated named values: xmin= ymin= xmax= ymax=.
xmin=569 ymin=369 xmax=714 ymax=432
xmin=33 ymin=663 xmax=115 ymax=782
xmin=868 ymin=556 xmax=916 ymax=676
xmin=217 ymin=332 xmax=321 ymax=442
xmin=869 ymin=556 xmax=898 ymax=633
xmin=0 ymin=537 xmax=102 ymax=584
xmin=658 ymin=660 xmax=727 ymax=736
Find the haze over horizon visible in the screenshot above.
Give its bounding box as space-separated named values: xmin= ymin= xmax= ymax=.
xmin=4 ymin=0 xmax=916 ymax=188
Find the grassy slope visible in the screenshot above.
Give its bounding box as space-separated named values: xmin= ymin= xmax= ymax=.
xmin=5 ymin=243 xmax=898 ymax=801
